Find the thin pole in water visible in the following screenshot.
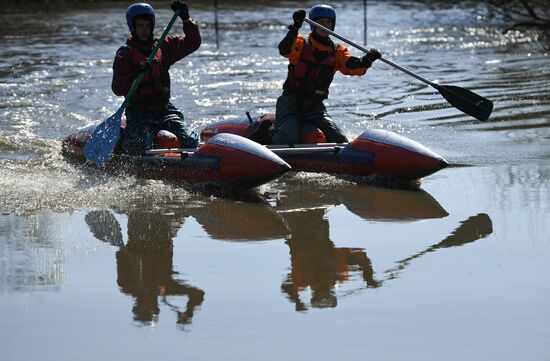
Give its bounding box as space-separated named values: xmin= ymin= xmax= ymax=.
xmin=363 ymin=0 xmax=367 ymax=45
xmin=214 ymin=0 xmax=219 ymax=49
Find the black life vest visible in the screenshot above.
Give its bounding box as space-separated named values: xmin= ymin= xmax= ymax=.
xmin=284 ymin=39 xmax=336 ymax=99
xmin=124 ymin=41 xmax=170 ymax=104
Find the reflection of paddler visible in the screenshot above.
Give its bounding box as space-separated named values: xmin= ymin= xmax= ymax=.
xmin=280 ymin=208 xmax=380 ymax=311
xmin=85 ymin=208 xmax=204 ymax=329
xmin=118 ymin=209 xmax=204 ymax=328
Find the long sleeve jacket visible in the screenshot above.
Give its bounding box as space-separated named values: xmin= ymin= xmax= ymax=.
xmin=278 ymin=28 xmax=368 ymax=76
xmin=111 ymin=21 xmax=201 ymax=102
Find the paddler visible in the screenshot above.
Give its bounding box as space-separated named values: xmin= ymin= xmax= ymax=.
xmin=112 ymin=2 xmax=200 ymax=155
xmin=271 ymin=4 xmax=381 ymax=145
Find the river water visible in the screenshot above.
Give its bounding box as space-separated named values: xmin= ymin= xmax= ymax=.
xmin=1 ymin=1 xmax=549 ymax=360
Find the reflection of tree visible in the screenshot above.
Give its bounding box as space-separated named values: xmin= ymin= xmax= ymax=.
xmin=85 ymin=208 xmax=204 ymax=330
xmin=484 ymin=0 xmax=550 ymax=32
xmin=280 ymin=209 xmax=380 ymax=312
xmin=0 ymin=213 xmax=65 ymax=293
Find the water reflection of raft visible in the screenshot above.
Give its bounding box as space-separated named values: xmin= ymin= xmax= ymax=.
xmin=191 ymin=183 xmax=449 ymax=242
xmin=200 ymin=114 xmax=449 ymax=180
xmin=61 ymin=124 xmax=291 ymax=189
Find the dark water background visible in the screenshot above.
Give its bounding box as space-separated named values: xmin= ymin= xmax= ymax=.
xmin=1 ymin=1 xmax=549 ymax=360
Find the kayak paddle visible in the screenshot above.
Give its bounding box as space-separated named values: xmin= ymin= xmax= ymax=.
xmin=83 ymin=9 xmax=181 ymax=164
xmin=304 ymin=18 xmax=494 ymax=122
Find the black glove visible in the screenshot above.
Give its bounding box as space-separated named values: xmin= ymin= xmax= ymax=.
xmin=361 ymin=49 xmax=382 ymax=67
xmin=292 ymin=10 xmax=306 ymax=29
xmin=171 ymin=1 xmax=190 ymax=20
xmin=138 ymin=60 xmax=152 ymax=73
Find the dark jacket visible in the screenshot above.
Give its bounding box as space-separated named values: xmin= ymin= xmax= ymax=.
xmin=112 ymin=21 xmax=201 ymax=104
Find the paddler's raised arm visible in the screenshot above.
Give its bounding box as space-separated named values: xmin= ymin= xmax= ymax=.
xmin=279 ymin=9 xmax=306 ymax=56
xmin=162 ymin=1 xmax=201 ymax=66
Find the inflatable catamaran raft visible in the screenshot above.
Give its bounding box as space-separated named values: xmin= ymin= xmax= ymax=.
xmin=62 ymin=114 xmax=448 ymax=187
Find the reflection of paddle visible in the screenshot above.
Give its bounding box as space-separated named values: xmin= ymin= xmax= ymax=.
xmin=84 ymin=210 xmax=124 ymax=247
xmin=83 ymin=10 xmax=181 ymax=164
xmin=304 ymin=18 xmax=494 ymax=122
xmin=385 ymin=213 xmax=493 ymax=280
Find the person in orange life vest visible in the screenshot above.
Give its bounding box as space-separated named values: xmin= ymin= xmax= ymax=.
xmin=271 ymin=4 xmax=381 ymax=145
xmin=112 ymin=2 xmax=201 ymax=155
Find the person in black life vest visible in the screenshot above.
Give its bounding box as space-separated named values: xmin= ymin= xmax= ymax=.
xmin=271 ymin=4 xmax=381 ymax=145
xmin=112 ymin=2 xmax=201 ymax=155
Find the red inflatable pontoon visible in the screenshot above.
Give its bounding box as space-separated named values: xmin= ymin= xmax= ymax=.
xmin=62 ymin=124 xmax=291 ymax=188
xmin=200 ymin=114 xmax=449 ymax=180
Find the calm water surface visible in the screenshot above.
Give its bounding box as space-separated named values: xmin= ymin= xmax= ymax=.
xmin=1 ymin=1 xmax=549 ymax=360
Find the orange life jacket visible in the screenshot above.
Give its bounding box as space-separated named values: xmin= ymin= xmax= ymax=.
xmin=284 ymin=38 xmax=336 ymax=99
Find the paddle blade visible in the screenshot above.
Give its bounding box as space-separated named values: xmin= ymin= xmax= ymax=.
xmin=437 ymin=213 xmax=493 ymax=249
xmin=435 ymin=85 xmax=493 ymax=121
xmin=83 ymin=107 xmax=123 ymax=164
xmin=85 ymin=210 xmax=124 ymax=247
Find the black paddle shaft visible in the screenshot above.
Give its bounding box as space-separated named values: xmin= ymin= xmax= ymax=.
xmin=304 ymin=18 xmax=494 ymax=121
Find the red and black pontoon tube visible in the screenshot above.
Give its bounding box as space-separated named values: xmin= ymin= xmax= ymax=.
xmin=62 ymin=125 xmax=291 ymax=188
xmin=201 ymin=115 xmax=449 ymax=180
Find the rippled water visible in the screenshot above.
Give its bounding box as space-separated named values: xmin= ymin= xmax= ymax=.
xmin=1 ymin=1 xmax=549 ymax=360
xmin=0 ymin=1 xmax=548 ymax=199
